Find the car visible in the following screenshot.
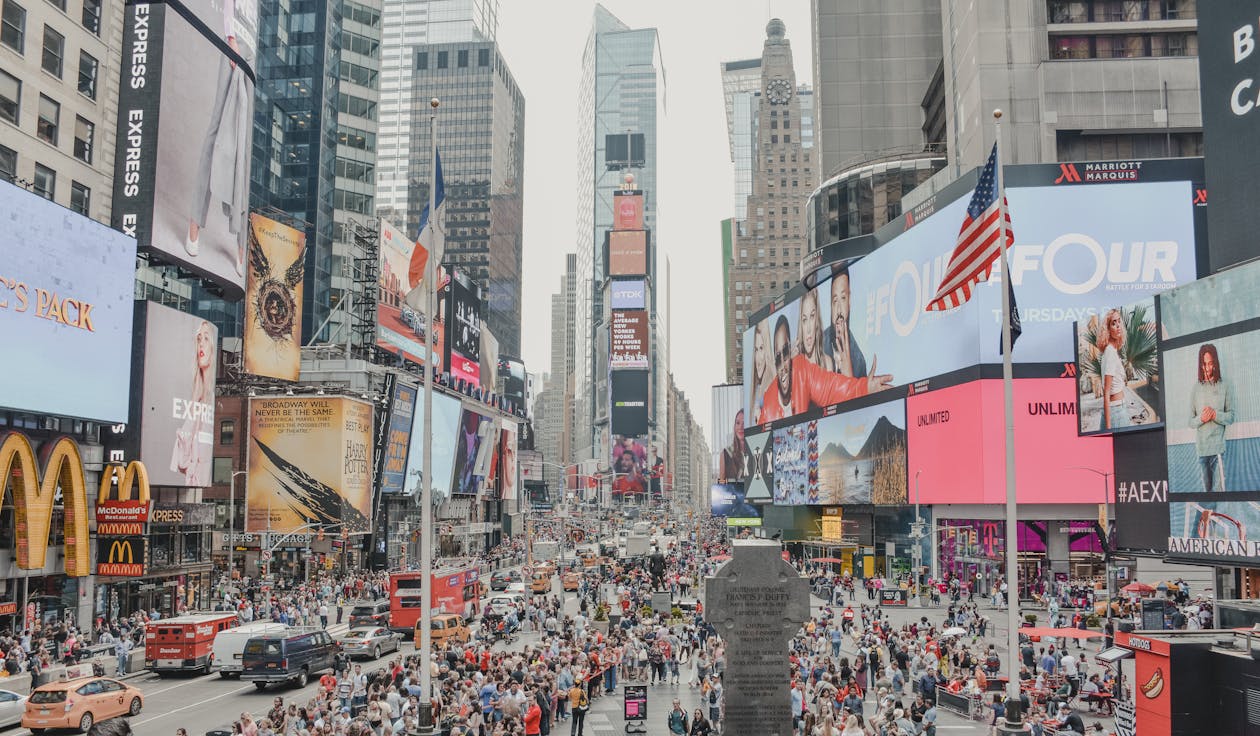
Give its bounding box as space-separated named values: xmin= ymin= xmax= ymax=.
xmin=22 ymin=677 xmax=142 ymax=734
xmin=484 ymin=595 xmax=520 ymax=618
xmin=336 ymin=626 xmax=402 ymax=660
xmin=490 ymin=570 xmax=521 ymax=591
xmin=421 ymin=614 xmax=470 ymax=649
xmin=0 ymin=689 xmax=27 ymax=728
xmin=530 ymin=572 xmax=552 ymax=594
xmin=348 ymin=599 xmax=391 ymax=629
xmin=562 ymin=572 xmax=582 ymax=591
xmin=506 ymin=582 xmax=527 ymax=598
xmin=241 ymin=630 xmax=339 ymax=689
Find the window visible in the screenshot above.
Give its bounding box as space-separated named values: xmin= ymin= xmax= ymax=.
xmin=220 ymin=419 xmax=235 ymax=444
xmin=69 ymin=180 xmax=88 ymax=214
xmin=0 ymin=0 xmax=22 ymax=51
xmin=416 ymin=51 xmax=427 ymax=69
xmin=457 ymin=49 xmax=468 ymax=67
xmin=77 ymin=50 xmax=97 ymax=98
xmin=36 ymin=94 xmax=57 ymax=144
xmin=0 ymin=145 xmax=15 ymax=182
xmin=41 ymin=25 xmax=63 ymax=77
xmin=80 ymin=0 xmax=99 ymax=33
xmin=437 ymin=50 xmax=448 ymax=68
xmin=72 ymin=115 xmax=92 ymax=162
xmin=478 ymin=48 xmax=490 ymax=66
xmin=784 ymin=134 xmax=791 ymax=143
xmin=212 ymin=457 xmax=233 ymax=484
xmin=32 ymin=163 xmax=53 ymax=199
xmin=0 ymin=69 xmax=17 ymax=124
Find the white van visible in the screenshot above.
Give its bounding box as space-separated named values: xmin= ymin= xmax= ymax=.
xmin=212 ymin=621 xmax=289 ymax=677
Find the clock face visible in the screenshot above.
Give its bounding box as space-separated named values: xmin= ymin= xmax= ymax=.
xmin=767 ymin=79 xmax=793 ymax=105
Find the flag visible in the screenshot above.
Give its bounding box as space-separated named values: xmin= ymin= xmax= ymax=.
xmin=404 ymin=150 xmax=445 ymax=310
xmin=925 ymin=143 xmax=1014 ymax=312
xmin=1002 ymin=264 xmax=1022 ymax=354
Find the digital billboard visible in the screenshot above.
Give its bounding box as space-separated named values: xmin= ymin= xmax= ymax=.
xmin=610 ymin=370 xmax=650 ymax=437
xmin=401 ymin=390 xmax=463 ymax=503
xmin=137 ymin=302 xmax=218 ymax=488
xmin=711 ymin=384 xmax=748 ymax=483
xmin=244 ymin=214 xmax=305 ymax=381
xmin=613 ymin=192 xmax=644 ymax=230
xmin=498 ymin=357 xmax=527 ymax=412
xmin=610 ymin=279 xmax=647 ymax=310
xmin=744 ymin=177 xmax=1198 ymax=430
xmin=0 ymin=182 xmax=136 ymax=422
xmin=815 ymin=398 xmax=907 ymax=505
xmin=114 ymin=0 xmax=259 ymax=294
xmin=744 ymin=430 xmax=774 ymax=501
xmin=377 ymin=221 xmax=444 ymax=368
xmin=377 ymin=382 xmax=416 ymax=495
xmin=773 ymin=420 xmax=818 ymax=505
xmin=607 ymin=230 xmax=649 ymax=277
xmin=1073 ymin=297 xmax=1161 ymax=435
xmin=499 ymin=419 xmax=518 ymax=502
xmin=451 ymin=408 xmax=491 ymax=495
xmin=611 ymin=435 xmax=649 ymax=498
xmin=610 ymin=310 xmax=649 ymax=369
xmin=245 ymin=397 xmax=374 ymax=534
xmin=1114 ymin=429 xmax=1170 ymax=554
xmin=444 ymin=269 xmax=483 ymax=388
xmin=711 ymin=483 xmax=761 ymax=521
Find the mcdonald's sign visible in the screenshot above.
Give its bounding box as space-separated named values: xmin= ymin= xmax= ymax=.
xmin=96 ymin=536 xmax=146 ymax=577
xmin=96 ymin=461 xmax=152 ymax=534
xmin=0 ymin=432 xmax=90 ymax=576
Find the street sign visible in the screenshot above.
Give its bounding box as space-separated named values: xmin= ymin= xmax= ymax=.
xmin=623 ymin=684 xmax=647 ymax=721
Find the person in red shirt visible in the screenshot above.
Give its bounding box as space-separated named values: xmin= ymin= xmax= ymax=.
xmin=523 ymin=695 xmax=542 ymax=736
xmin=757 ymin=315 xmax=891 ymax=424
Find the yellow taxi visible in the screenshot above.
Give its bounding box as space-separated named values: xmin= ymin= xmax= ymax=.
xmin=23 ymin=676 xmax=143 ymax=733
xmin=530 ymin=572 xmax=552 ymax=593
xmin=419 ymin=613 xmax=469 ymax=649
xmin=562 ymin=571 xmax=582 ymax=591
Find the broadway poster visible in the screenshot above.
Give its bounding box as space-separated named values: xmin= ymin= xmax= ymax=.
xmin=244 ymin=213 xmax=305 ymax=381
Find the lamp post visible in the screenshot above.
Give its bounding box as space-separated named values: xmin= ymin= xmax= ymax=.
xmin=227 ymin=470 xmax=248 ymax=588
xmin=911 ymin=470 xmax=926 ymax=607
xmin=1070 ymin=465 xmax=1115 ymax=643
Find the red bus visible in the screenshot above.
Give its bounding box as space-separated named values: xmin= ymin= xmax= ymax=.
xmin=145 ymin=612 xmax=240 ymax=675
xmin=389 ymin=567 xmax=481 ymax=631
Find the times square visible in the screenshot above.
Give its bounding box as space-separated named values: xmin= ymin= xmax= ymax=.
xmin=4 ymin=1 xmax=1260 ymax=736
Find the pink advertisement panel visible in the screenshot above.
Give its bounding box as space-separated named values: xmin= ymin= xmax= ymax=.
xmin=908 ymin=378 xmax=1114 ymax=504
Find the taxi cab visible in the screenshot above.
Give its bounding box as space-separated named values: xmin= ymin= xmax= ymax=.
xmin=530 ymin=572 xmax=552 ymax=593
xmin=562 ymin=571 xmax=582 ymax=591
xmin=22 ymin=676 xmax=143 ymax=733
xmin=419 ymin=613 xmax=469 ymax=649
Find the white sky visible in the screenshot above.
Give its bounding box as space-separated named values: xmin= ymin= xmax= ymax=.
xmin=497 ymin=0 xmax=814 ymax=436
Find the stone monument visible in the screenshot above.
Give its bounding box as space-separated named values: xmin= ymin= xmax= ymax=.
xmin=704 ymin=539 xmax=809 ymax=736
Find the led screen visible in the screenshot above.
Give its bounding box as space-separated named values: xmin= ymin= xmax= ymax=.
xmin=610 ymin=370 xmax=650 ymax=437
xmin=1073 ymin=297 xmax=1161 ymax=435
xmin=610 ymin=310 xmax=649 ymax=369
xmin=610 ymin=279 xmax=647 ymax=310
xmin=402 ymin=391 xmax=463 ymax=503
xmin=711 ymin=385 xmax=749 ymax=483
xmin=744 ymin=430 xmax=774 ymax=501
xmin=607 ymin=230 xmax=649 ymax=277
xmin=711 ymin=483 xmax=761 ymax=520
xmin=244 ymin=214 xmax=304 ymax=381
xmin=451 ymin=408 xmax=491 ymax=495
xmin=613 ymin=192 xmax=644 ymax=230
xmin=815 ymin=398 xmax=907 ymax=505
xmin=611 ymin=435 xmax=650 ymax=498
xmin=444 ymin=269 xmax=483 ymax=388
xmin=377 ymin=382 xmax=416 ymax=495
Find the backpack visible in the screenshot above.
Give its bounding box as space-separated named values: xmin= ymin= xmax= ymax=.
xmin=709 ymin=688 xmax=719 ymax=705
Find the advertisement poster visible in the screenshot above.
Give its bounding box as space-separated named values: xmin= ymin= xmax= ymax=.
xmin=608 ymin=230 xmax=648 ymax=277
xmin=711 ymin=483 xmax=761 ymax=520
xmin=610 ymin=370 xmax=650 ymax=437
xmin=244 ymin=214 xmax=305 ymax=381
xmin=0 ymin=183 xmax=136 ymax=422
xmin=377 ymin=383 xmax=416 ymax=495
xmin=610 ymin=279 xmax=646 ymax=310
xmin=451 ymin=408 xmax=491 ymax=496
xmin=401 ymin=391 xmax=463 ymax=503
xmin=1074 ymin=297 xmax=1160 ymax=435
xmin=744 ymin=179 xmax=1198 ymax=429
xmin=1113 ymin=429 xmax=1170 ymax=554
xmin=773 ymin=420 xmax=818 ymax=505
xmin=377 ymin=221 xmax=445 ymax=367
xmin=744 ymin=430 xmax=774 ymax=500
xmin=444 ymin=269 xmax=483 ymax=388
xmin=1169 ymin=500 xmax=1260 ymax=559
xmin=245 ymin=397 xmax=373 ymax=534
xmin=139 ymin=302 xmax=218 ymax=488
xmin=613 ymin=192 xmax=644 ymax=230
xmin=499 ymin=420 xmax=518 ymax=502
xmin=711 ymin=384 xmax=749 ymax=483
xmin=611 ymin=435 xmax=649 ymax=498
xmin=610 ymin=310 xmax=649 ymax=369
xmin=815 ymin=398 xmax=907 ymax=505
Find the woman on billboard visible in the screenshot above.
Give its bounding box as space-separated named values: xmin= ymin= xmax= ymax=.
xmin=797 ymin=288 xmax=833 ymax=371
xmin=185 ymin=0 xmax=251 ymax=277
xmin=719 ymin=409 xmax=749 ymax=483
xmin=171 ymin=320 xmax=217 ymax=485
xmin=1097 ymin=309 xmax=1131 ymax=430
xmin=1190 ymin=343 xmax=1235 ymax=492
xmin=749 ymin=321 xmax=773 ymax=424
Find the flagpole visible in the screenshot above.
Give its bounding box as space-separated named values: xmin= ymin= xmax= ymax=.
xmin=993 ymin=109 xmax=1023 ymax=733
xmin=418 ymin=96 xmax=439 ymax=736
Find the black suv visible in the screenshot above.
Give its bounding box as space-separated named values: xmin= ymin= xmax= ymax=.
xmin=348 ymin=599 xmax=391 ymax=628
xmin=489 ymin=570 xmax=520 ymax=592
xmin=240 ymin=630 xmax=338 ymax=689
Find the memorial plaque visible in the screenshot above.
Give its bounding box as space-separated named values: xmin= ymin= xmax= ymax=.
xmin=704 ymin=539 xmax=809 ymax=736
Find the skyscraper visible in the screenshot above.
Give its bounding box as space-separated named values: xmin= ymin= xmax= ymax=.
xmin=574 ymin=4 xmax=665 ymax=467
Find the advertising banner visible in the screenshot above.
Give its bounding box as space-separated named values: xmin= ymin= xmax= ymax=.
xmin=607 ymin=230 xmax=649 ymax=277
xmin=773 ymin=420 xmax=818 ymax=505
xmin=499 ymin=420 xmax=518 ymax=502
xmin=0 ymin=183 xmax=136 ymax=422
xmin=710 ymin=483 xmax=761 ymax=520
xmin=610 ymin=310 xmax=649 ymax=369
xmin=498 ymin=357 xmax=527 ymax=411
xmin=1114 ymin=429 xmax=1170 ymax=554
xmin=815 ymin=398 xmax=907 ymax=505
xmin=444 ymin=269 xmax=483 ymax=388
xmin=611 ymin=436 xmax=649 ymax=498
xmin=377 ymin=220 xmax=444 ymax=367
xmin=744 ymin=178 xmax=1198 ymax=429
xmin=1074 ymin=297 xmax=1161 ymax=435
xmin=610 ymin=279 xmax=647 ymax=310
xmin=610 ymin=371 xmax=650 ymax=437
xmin=712 ymin=385 xmax=749 ymax=483
xmin=96 ymin=536 xmax=147 ymax=577
xmin=138 ymin=302 xmax=218 ymax=488
xmin=744 ymin=430 xmax=774 ymax=500
xmin=244 ymin=214 xmax=305 ymax=381
xmin=113 ymin=0 xmax=259 ymax=295
xmin=402 ymin=390 xmax=463 ymax=503
xmin=613 ymin=192 xmax=644 ymax=230
xmin=451 ymin=408 xmax=492 ymax=496
xmin=378 ymin=382 xmax=416 ymax=495
xmin=245 ymin=397 xmax=374 ymax=534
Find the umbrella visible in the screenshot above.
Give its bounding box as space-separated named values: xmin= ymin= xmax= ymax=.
xmin=709 ymin=554 xmax=731 ymax=562
xmin=941 ymin=627 xmax=968 ymax=638
xmin=1121 ymin=582 xmax=1155 ymax=594
xmin=1046 ymin=627 xmax=1104 ymax=640
xmin=812 ymin=557 xmax=844 ymax=564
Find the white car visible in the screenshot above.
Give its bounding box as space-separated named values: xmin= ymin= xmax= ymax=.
xmin=506 ymin=582 xmax=527 ymax=597
xmin=0 ymin=689 xmax=27 ymax=728
xmin=485 ymin=595 xmax=521 ymax=618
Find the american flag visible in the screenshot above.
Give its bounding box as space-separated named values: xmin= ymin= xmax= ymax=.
xmin=925 ymin=143 xmax=1014 ymax=312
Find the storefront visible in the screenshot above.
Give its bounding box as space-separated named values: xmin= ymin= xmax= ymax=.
xmin=935 ymin=516 xmax=1106 ymax=598
xmin=95 ymin=503 xmax=215 ymax=619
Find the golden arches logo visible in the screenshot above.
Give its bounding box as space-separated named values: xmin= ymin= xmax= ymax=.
xmin=99 ymin=461 xmax=151 ymax=503
xmin=106 ymin=540 xmax=134 ymax=564
xmin=0 ymin=432 xmax=89 ymax=576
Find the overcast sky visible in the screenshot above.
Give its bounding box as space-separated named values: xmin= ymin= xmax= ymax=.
xmin=497 ymin=0 xmax=814 ymax=439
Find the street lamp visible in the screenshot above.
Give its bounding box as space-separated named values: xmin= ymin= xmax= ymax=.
xmin=228 ymin=470 xmax=248 ymax=588
xmin=911 ymin=470 xmax=927 ymax=607
xmin=1069 ymin=465 xmax=1115 ymax=644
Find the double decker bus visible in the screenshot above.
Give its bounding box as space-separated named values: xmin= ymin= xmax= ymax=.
xmin=388 ymin=566 xmax=481 ymax=631
xmin=145 ymin=612 xmax=240 ymax=675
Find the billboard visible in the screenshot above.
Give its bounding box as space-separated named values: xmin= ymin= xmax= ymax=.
xmin=610 ymin=279 xmax=647 ymax=310
xmin=135 ymin=302 xmax=218 ymax=488
xmin=97 ymin=536 xmax=147 ymax=577
xmin=114 ymin=0 xmax=259 ymax=294
xmin=610 ymin=310 xmax=649 ymax=369
xmin=1114 ymin=429 xmax=1170 ymax=553
xmin=245 ymin=397 xmax=374 ymax=534
xmin=244 ymin=213 xmax=305 ymax=381
xmin=773 ymin=420 xmax=818 ymax=505
xmin=451 ymin=408 xmax=492 ymax=496
xmin=744 ymin=430 xmax=774 ymax=500
xmin=499 ymin=420 xmax=518 ymax=501
xmin=1197 ymin=0 xmax=1260 ymax=273
xmin=401 ymin=390 xmax=463 ymax=503
xmin=377 ymin=221 xmax=444 ymax=368
xmin=610 ymin=370 xmax=650 ymax=437
xmin=0 ymin=433 xmax=92 ymax=576
xmin=444 ymin=269 xmax=483 ymax=388
xmin=498 ymin=357 xmax=527 ymax=412
xmin=744 ymin=177 xmax=1199 ymax=429
xmin=377 ymin=382 xmax=416 ymax=495
xmin=613 ymin=192 xmax=644 ymax=230
xmin=1073 ymin=297 xmax=1161 ymax=435
xmin=607 ymin=230 xmax=649 ymax=277
xmin=711 ymin=384 xmax=749 ymax=483
xmin=711 ymin=483 xmax=761 ymax=520
xmin=815 ymin=398 xmax=907 ymax=505
xmin=611 ymin=435 xmax=649 ymax=498
xmin=0 ymin=182 xmax=137 ymax=422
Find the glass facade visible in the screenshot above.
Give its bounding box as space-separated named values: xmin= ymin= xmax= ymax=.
xmin=806 ymin=156 xmax=946 ymax=251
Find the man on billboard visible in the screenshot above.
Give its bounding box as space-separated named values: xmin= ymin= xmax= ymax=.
xmin=1190 ymin=344 xmax=1235 ymax=492
xmin=823 ymin=267 xmax=868 ymax=379
xmin=758 ymin=315 xmax=891 ymax=424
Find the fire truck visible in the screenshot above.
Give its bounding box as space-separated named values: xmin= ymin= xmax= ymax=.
xmin=145 ymin=612 xmax=240 ymax=675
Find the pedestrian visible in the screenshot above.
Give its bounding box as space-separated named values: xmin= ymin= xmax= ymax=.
xmin=667 ymin=699 xmax=689 ymax=735
xmin=569 ymin=681 xmax=588 ymax=736
xmin=689 ymin=709 xmax=712 ymax=736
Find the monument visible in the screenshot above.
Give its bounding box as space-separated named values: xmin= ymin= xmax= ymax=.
xmin=704 ymin=539 xmax=809 ymax=736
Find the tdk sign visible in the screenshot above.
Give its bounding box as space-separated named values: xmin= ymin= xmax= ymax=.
xmin=611 ymin=279 xmax=646 ymax=310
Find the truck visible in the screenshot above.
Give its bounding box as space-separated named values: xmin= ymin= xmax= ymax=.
xmin=212 ymin=621 xmax=290 ymax=678
xmin=625 ymin=533 xmax=650 ymax=558
xmin=532 ymin=541 xmax=559 ymax=565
